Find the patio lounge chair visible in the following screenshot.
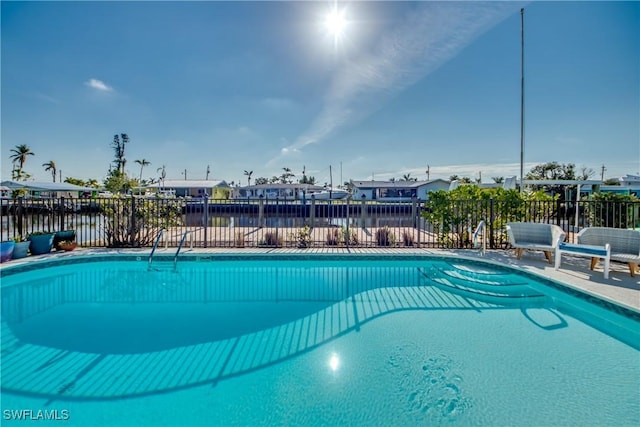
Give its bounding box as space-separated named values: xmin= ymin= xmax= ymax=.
xmin=577 ymin=227 xmax=640 ymax=277
xmin=506 ymin=222 xmax=566 ymax=263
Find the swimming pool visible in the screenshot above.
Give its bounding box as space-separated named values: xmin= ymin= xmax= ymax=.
xmin=1 ymin=255 xmax=639 ymax=426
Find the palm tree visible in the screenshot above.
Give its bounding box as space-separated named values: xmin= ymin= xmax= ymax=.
xmin=401 ymin=173 xmax=417 ymax=182
xmin=10 ymin=144 xmax=35 ymax=173
xmin=11 ymin=168 xmax=31 ymax=181
xmin=280 ymin=167 xmax=294 ymax=184
xmin=157 ymin=165 xmax=167 ymax=188
xmin=135 ymin=159 xmax=151 ymax=183
xmin=42 ymin=161 xmax=57 ymax=182
xmin=244 ymin=170 xmax=253 ymax=186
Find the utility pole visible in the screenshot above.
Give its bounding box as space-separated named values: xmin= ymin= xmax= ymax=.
xmin=519 ymin=7 xmax=525 ymax=194
xmin=601 ymin=164 xmax=606 ymax=182
xmin=426 ymin=165 xmax=430 ymax=181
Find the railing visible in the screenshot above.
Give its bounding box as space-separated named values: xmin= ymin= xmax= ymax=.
xmin=148 ymin=229 xmax=165 ymax=269
xmin=471 ymin=220 xmax=487 ymax=256
xmin=1 ymin=196 xmax=638 ymax=250
xmin=174 ymin=228 xmax=201 ymax=268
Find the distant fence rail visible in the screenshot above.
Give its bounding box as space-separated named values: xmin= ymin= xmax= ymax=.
xmin=1 ymin=197 xmax=639 ymax=249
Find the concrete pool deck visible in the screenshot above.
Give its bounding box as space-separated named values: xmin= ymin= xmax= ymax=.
xmin=2 ymin=247 xmax=639 ymax=312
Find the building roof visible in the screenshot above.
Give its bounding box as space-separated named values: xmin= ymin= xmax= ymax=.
xmin=237 ymin=183 xmax=325 ymax=190
xmin=351 ymin=179 xmax=449 ymax=188
xmin=0 ymin=180 xmax=96 ymax=192
xmin=147 ymin=180 xmax=228 ymax=189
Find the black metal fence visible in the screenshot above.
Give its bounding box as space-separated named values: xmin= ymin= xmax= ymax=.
xmin=1 ymin=197 xmax=639 ymax=249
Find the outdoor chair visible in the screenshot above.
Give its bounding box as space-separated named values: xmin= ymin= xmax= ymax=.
xmin=506 ymin=222 xmax=566 ymax=263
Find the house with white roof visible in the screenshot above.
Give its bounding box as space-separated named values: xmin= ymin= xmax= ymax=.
xmin=146 ymin=180 xmax=229 ymax=198
xmin=350 ymin=179 xmax=450 ymax=201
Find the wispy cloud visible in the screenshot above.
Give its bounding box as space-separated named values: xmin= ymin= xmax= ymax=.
xmin=368 ymin=162 xmax=534 ymax=182
xmin=32 ymin=92 xmax=60 ymax=104
xmin=85 ymin=78 xmax=113 ymax=92
xmin=268 ymin=2 xmax=522 ymax=166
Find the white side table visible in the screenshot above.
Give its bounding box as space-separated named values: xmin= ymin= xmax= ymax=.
xmin=555 ymin=242 xmax=611 ymax=279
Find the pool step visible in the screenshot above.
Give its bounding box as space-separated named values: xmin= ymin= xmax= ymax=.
xmin=420 ymin=263 xmax=547 ymax=306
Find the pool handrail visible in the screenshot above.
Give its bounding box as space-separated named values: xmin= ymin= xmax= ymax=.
xmin=148 ymin=229 xmax=165 ymax=269
xmin=174 ymin=228 xmax=204 ymax=268
xmin=472 ymin=220 xmax=486 ymax=256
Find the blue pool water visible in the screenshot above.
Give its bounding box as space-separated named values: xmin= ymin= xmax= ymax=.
xmin=1 ymin=255 xmax=639 ymax=426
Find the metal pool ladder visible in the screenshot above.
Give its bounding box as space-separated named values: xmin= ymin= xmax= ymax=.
xmin=148 ymin=229 xmax=165 ymax=269
xmin=174 ymin=228 xmax=202 ymax=269
xmin=471 ymin=220 xmax=486 ymax=256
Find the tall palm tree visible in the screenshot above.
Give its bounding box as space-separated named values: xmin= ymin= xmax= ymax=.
xmin=42 ymin=161 xmax=57 ymax=182
xmin=135 ymin=159 xmax=151 ymax=183
xmin=244 ymin=170 xmax=253 ymax=186
xmin=10 ymin=144 xmax=35 ymax=172
xmin=157 ymin=165 xmax=167 ymax=188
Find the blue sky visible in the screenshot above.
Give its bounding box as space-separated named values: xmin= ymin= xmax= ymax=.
xmin=2 ymin=1 xmax=638 ymax=186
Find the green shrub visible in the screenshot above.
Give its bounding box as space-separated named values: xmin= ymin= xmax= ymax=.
xmin=293 ymin=226 xmax=312 ymax=248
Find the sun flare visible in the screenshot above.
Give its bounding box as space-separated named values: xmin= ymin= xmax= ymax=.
xmin=325 ymin=9 xmax=346 ymax=38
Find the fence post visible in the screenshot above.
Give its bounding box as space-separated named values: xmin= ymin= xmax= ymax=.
xmin=257 ymin=196 xmax=264 ymax=228
xmin=130 ymin=196 xmax=136 ymax=247
xmin=346 ymin=197 xmax=350 ymax=248
xmin=360 ymin=195 xmax=367 ymax=229
xmin=203 ymin=194 xmax=209 ymax=248
xmin=59 ymin=196 xmax=65 ymax=231
xmin=416 ymin=199 xmax=421 ymax=247
xmin=17 ymin=197 xmax=24 ymax=237
xmin=489 ymin=198 xmax=495 ymax=249
xmin=310 ymin=196 xmax=316 ymax=229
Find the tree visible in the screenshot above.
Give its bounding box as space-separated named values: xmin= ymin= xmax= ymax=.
xmin=42 ymin=160 xmax=57 ymax=182
xmin=111 ymin=133 xmax=129 ymax=174
xmin=587 ymin=192 xmax=639 ymax=228
xmin=578 ymin=166 xmax=595 ymax=181
xmin=254 ymin=177 xmax=269 ymax=185
xmin=492 ymin=176 xmax=505 ymax=184
xmin=401 ymin=173 xmax=417 ymax=182
xmin=157 ymin=165 xmax=167 ymax=187
xmin=299 ymin=175 xmax=316 ymax=184
xmin=525 ymin=162 xmax=581 ymax=197
xmin=135 ymin=159 xmax=151 ymax=184
xmin=298 ymin=166 xmax=316 ymax=184
xmin=526 ymin=162 xmax=576 ymax=181
xmin=11 ymin=168 xmax=31 ymax=181
xmin=244 ymin=170 xmax=253 ymax=186
xmin=10 ymin=144 xmax=35 ymax=180
xmin=280 ymin=167 xmax=294 ymax=184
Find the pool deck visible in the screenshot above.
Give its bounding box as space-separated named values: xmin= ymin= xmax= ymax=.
xmin=2 ymin=247 xmax=639 ymax=312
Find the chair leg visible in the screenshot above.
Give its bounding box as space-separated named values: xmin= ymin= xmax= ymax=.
xmin=590 ymin=257 xmax=598 ymax=271
xmin=629 ymin=262 xmax=638 ymax=277
xmin=544 ymin=251 xmax=552 ymax=264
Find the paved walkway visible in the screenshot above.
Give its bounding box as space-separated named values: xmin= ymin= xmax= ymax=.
xmin=3 ymin=247 xmax=638 ymax=312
